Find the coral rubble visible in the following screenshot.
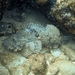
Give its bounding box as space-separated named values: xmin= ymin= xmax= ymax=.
xmin=0 ymin=0 xmax=75 ymax=75
xmin=48 ymin=0 xmax=75 ymax=34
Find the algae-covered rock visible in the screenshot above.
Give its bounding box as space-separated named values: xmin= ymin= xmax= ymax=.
xmin=48 ymin=0 xmax=75 ymax=34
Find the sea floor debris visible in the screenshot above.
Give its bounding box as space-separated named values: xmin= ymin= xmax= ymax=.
xmin=0 ymin=0 xmax=75 ymax=75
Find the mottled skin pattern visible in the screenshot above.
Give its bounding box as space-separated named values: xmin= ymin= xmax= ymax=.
xmin=0 ymin=22 xmax=16 ymax=36
xmin=2 ymin=24 xmax=61 ymax=52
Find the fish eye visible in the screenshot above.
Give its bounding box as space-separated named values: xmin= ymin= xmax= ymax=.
xmin=8 ymin=25 xmax=12 ymax=28
xmin=35 ymin=33 xmax=39 ymax=37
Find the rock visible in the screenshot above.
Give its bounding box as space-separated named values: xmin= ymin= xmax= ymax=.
xmin=35 ymin=0 xmax=48 ymax=4
xmin=0 ymin=62 xmax=10 ymax=75
xmin=0 ymin=52 xmax=30 ymax=75
xmin=44 ymin=53 xmax=55 ymax=64
xmin=50 ymin=48 xmax=62 ymax=57
xmin=28 ymin=71 xmax=35 ymax=75
xmin=1 ymin=1 xmax=75 ymax=75
xmin=45 ymin=65 xmax=59 ymax=75
xmin=28 ymin=54 xmax=45 ymax=75
xmin=45 ymin=53 xmax=75 ymax=75
xmin=53 ymin=60 xmax=75 ymax=75
xmin=57 ymin=53 xmax=69 ymax=60
xmin=49 ymin=0 xmax=75 ymax=34
xmin=60 ymin=45 xmax=75 ymax=61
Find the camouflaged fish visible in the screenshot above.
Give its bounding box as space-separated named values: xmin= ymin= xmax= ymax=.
xmin=0 ymin=22 xmax=16 ymax=36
